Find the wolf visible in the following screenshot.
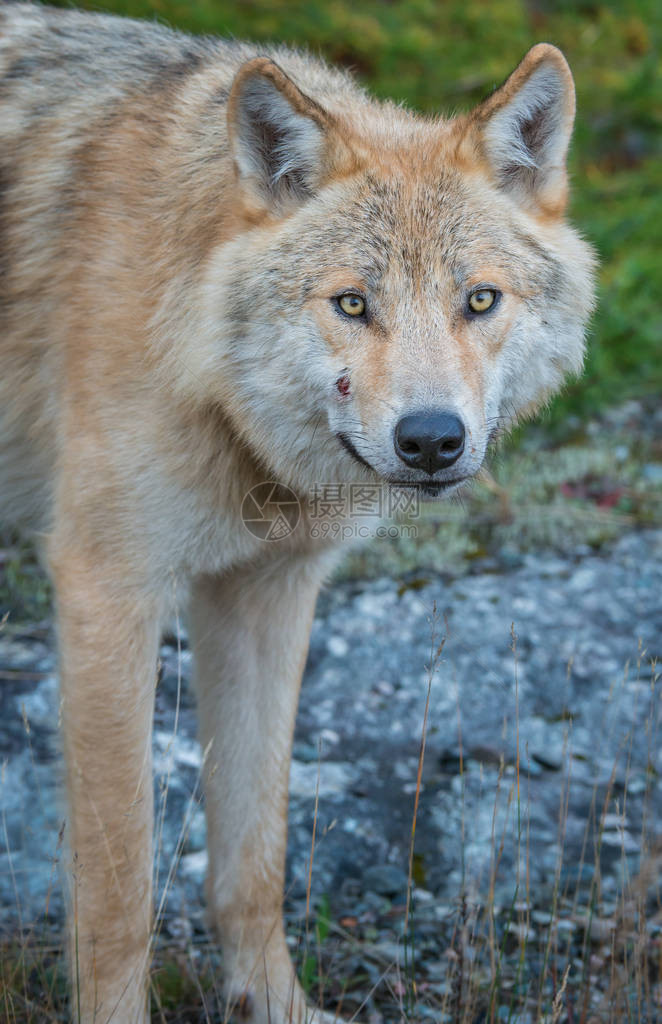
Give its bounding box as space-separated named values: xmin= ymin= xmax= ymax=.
xmin=0 ymin=3 xmax=595 ymax=1021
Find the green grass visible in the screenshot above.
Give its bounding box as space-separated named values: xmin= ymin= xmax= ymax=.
xmin=0 ymin=533 xmax=52 ymax=621
xmin=42 ymin=0 xmax=662 ymax=426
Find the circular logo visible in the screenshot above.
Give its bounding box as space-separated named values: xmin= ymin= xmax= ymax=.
xmin=241 ymin=481 xmax=301 ymax=541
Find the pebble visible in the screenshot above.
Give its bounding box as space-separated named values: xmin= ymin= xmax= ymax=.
xmin=327 ymin=635 xmax=349 ymax=657
xmin=1 ymin=528 xmax=661 ymax=936
xmin=643 ymin=464 xmax=662 ymax=485
xmin=361 ymin=865 xmax=409 ymax=898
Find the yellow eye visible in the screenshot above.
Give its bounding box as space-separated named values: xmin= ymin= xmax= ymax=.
xmin=468 ymin=288 xmax=498 ymax=314
xmin=337 ymin=293 xmax=366 ymax=318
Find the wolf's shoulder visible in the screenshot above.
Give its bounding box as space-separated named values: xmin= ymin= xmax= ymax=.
xmin=0 ymin=3 xmax=235 ymax=95
xmin=0 ymin=3 xmax=365 ymax=114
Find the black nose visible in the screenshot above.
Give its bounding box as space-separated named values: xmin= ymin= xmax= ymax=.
xmin=394 ymin=410 xmax=466 ymax=474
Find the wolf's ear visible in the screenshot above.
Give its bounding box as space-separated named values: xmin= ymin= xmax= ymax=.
xmin=228 ymin=57 xmax=332 ymax=210
xmin=463 ymin=44 xmax=575 ymax=215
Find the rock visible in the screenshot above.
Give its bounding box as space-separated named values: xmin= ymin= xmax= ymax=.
xmin=643 ymin=464 xmax=662 ymax=485
xmin=530 ymin=747 xmax=564 ymax=772
xmin=504 ymin=921 xmax=535 ymax=942
xmin=362 ymin=864 xmax=409 ymax=898
xmin=561 ymin=863 xmax=595 ymax=887
xmin=437 ymin=748 xmax=463 ymax=773
xmin=2 ymin=527 xmax=662 ymax=941
xmin=327 ymin=635 xmax=349 ymax=657
xmin=292 ymin=742 xmax=319 ymax=763
xmin=588 ymin=916 xmax=617 ymax=942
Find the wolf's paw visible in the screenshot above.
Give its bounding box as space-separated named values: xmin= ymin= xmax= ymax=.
xmin=227 ymin=983 xmax=345 ymax=1024
xmin=303 ymin=1007 xmax=346 ymax=1024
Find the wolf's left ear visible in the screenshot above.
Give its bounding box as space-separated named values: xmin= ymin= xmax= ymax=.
xmin=228 ymin=57 xmax=334 ymax=211
xmin=463 ymin=44 xmax=575 ymax=215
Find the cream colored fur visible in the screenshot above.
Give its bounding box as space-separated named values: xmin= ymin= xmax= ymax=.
xmin=0 ymin=6 xmax=595 ymax=1021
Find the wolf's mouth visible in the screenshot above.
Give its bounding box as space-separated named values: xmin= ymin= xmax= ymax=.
xmin=336 ymin=432 xmax=376 ymax=472
xmin=387 ymin=478 xmax=467 ymax=496
xmin=337 ymin=433 xmax=466 ymax=495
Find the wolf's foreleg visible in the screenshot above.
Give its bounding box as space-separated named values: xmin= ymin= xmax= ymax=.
xmin=51 ymin=528 xmax=160 ymax=1024
xmin=190 ymin=553 xmax=331 ymax=1024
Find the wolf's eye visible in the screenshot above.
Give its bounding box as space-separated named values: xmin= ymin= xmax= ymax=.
xmin=468 ymin=288 xmax=499 ymax=314
xmin=337 ymin=293 xmax=366 ymax=318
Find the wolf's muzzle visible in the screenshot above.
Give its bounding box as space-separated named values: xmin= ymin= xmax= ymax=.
xmin=393 ymin=410 xmax=465 ymax=475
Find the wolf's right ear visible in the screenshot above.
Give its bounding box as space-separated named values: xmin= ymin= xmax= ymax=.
xmin=228 ymin=58 xmax=333 ymax=211
xmin=461 ymin=44 xmax=576 ymax=216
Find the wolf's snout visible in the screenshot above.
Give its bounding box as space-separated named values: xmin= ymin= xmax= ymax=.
xmin=394 ymin=410 xmax=466 ymax=474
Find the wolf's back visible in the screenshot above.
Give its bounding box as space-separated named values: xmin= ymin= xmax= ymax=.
xmin=0 ymin=6 xmax=363 ymax=531
xmin=0 ymin=5 xmax=230 ymax=525
xmin=0 ymin=3 xmax=222 ymax=106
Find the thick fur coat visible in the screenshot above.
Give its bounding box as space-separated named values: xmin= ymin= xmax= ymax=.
xmin=0 ymin=5 xmax=595 ymax=1022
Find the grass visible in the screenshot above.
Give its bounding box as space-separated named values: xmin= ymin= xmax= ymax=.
xmin=0 ymin=537 xmax=52 ymax=623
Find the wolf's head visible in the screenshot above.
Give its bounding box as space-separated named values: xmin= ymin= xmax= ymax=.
xmin=202 ymin=44 xmax=595 ymax=498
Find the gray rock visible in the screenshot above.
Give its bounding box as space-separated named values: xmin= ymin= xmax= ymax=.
xmin=1 ymin=528 xmax=661 ymax=934
xmin=642 ymin=463 xmax=662 ymax=485
xmin=361 ymin=865 xmax=409 ymax=898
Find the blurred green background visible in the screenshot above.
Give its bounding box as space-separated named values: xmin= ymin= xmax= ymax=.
xmin=46 ymin=0 xmax=662 ymax=426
